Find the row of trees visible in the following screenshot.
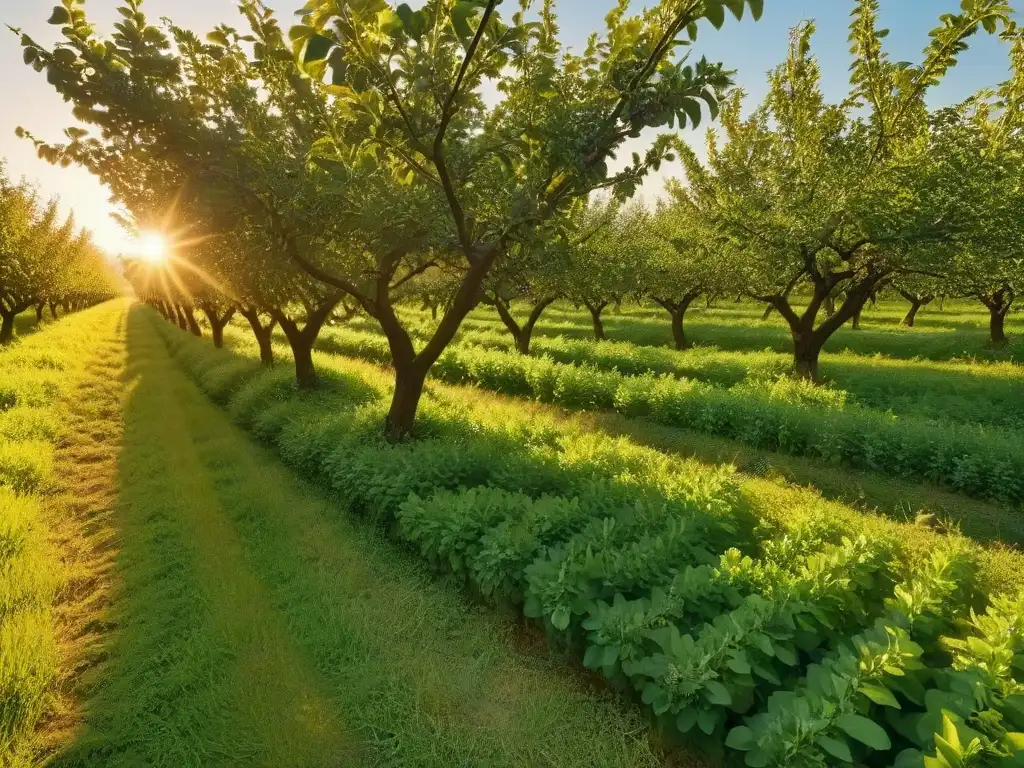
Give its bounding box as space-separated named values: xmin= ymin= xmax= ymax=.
xmin=0 ymin=162 xmax=116 ymax=343
xmin=15 ymin=0 xmax=1021 ymax=436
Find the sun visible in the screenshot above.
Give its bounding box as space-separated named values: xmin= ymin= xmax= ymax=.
xmin=133 ymin=232 xmax=169 ymax=264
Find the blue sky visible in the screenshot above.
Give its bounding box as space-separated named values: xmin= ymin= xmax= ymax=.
xmin=0 ymin=0 xmax=1018 ymax=254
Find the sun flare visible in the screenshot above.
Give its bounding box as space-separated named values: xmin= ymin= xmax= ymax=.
xmin=134 ymin=232 xmax=169 ymax=264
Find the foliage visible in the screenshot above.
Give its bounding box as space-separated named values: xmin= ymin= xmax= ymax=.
xmin=313 ymin=324 xmax=1024 ymax=504
xmin=675 ymin=2 xmax=1018 ymax=376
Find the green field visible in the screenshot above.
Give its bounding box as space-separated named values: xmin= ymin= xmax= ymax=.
xmin=6 ymin=297 xmax=1023 ymax=766
xmin=4 ymin=0 xmax=1024 ymax=764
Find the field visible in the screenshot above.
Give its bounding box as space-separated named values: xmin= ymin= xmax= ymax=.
xmin=3 ymin=296 xmax=1022 ymax=767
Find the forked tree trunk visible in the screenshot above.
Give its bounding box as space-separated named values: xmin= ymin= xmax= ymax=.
xmin=583 ymin=300 xmax=609 ymax=341
xmin=491 ymin=296 xmax=556 ymax=354
xmin=0 ymin=311 xmax=16 ymax=344
xmin=273 ymin=297 xmax=342 ymax=389
xmin=768 ymin=274 xmax=881 ymax=382
xmin=653 ymin=293 xmax=699 ymax=350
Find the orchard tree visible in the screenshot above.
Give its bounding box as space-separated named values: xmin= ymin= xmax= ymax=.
xmin=649 ymin=195 xmax=732 ymax=349
xmin=284 ymin=0 xmax=762 ymax=437
xmin=677 ymin=2 xmax=1017 ymax=379
xmin=556 ymin=198 xmax=638 ymax=342
xmin=891 ymin=274 xmax=946 ymax=327
xmin=1 ymin=162 xmax=115 ymax=341
xmin=479 ymin=226 xmax=565 ymax=354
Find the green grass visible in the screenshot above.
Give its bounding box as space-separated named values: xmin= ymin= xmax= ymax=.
xmin=160 ymin=307 xmax=1024 ymax=767
xmin=0 ymin=302 xmax=124 ymax=767
xmin=57 ymin=305 xmax=683 ymax=767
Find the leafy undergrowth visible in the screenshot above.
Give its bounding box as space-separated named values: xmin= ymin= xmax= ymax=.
xmin=56 ymin=306 xmax=681 ymax=767
xmin=161 ymin=308 xmax=1024 ymax=768
xmin=0 ymin=301 xmax=124 ymax=766
xmin=314 ymin=325 xmax=1024 ymax=505
xmin=441 ymin=300 xmax=1023 ymax=364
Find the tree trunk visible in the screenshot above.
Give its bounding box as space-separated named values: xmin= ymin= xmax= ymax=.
xmin=291 ymin=337 xmax=317 ymax=388
xmin=49 ymin=302 xmax=59 ymax=319
xmin=792 ymin=333 xmax=823 ymax=381
xmin=654 ymin=295 xmax=698 ymax=350
xmin=385 ymin=360 xmax=429 ymax=442
xmin=938 ymin=296 xmax=946 ymax=311
xmin=0 ymin=312 xmax=15 ymax=344
xmin=584 ymin=300 xmax=608 ymax=341
xmin=990 ymin=307 xmax=1008 ymax=345
xmin=180 ymin=304 xmax=202 ymax=337
xmin=671 ymin=309 xmax=688 ymax=350
xmin=981 ymin=289 xmax=1013 ymax=345
xmin=61 ymin=301 xmax=70 ymax=314
xmin=239 ymin=309 xmax=276 ymax=366
xmin=823 ymin=295 xmax=836 ymax=318
xmin=431 ymin=304 xmax=438 ymax=320
xmin=852 ymin=306 xmax=862 ymax=330
xmin=492 ymin=296 xmax=555 ymax=355
xmin=902 ymin=301 xmax=923 ymax=327
xmin=255 ymin=328 xmax=274 ymax=365
xmin=761 ymin=303 xmax=775 ymax=321
xmin=200 ymin=306 xmax=235 ymax=349
xmin=35 ymin=303 xmax=44 ymax=323
xmin=274 ymin=298 xmax=341 ymax=388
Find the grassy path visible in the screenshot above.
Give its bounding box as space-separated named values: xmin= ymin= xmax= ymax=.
xmin=56 ymin=309 xmax=677 ymax=766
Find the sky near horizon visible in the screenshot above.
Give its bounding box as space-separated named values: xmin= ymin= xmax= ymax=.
xmin=0 ymin=0 xmax=1019 ymax=256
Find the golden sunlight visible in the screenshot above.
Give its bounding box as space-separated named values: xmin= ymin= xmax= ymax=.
xmin=133 ymin=232 xmax=169 ymax=264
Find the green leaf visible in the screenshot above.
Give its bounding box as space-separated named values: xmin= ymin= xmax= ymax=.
xmin=859 ymin=683 xmax=901 ymax=709
xmin=816 ymin=734 xmax=854 ymax=763
xmin=697 ymin=707 xmax=718 ymax=735
xmin=836 ymin=713 xmax=891 ymax=751
xmin=551 ymin=605 xmax=570 ymax=631
xmin=378 ymin=9 xmax=403 ymax=36
xmin=726 ymin=726 xmax=756 ymax=750
xmin=704 ymin=680 xmax=732 ymax=706
xmin=676 ymin=708 xmax=698 ymax=734
xmin=450 ymin=2 xmax=478 ymax=40
xmin=680 ymin=98 xmax=703 ymax=130
xmin=302 ymin=33 xmax=334 ymax=65
xmin=748 ymin=0 xmax=764 ymax=21
xmin=396 ymin=3 xmax=425 ymax=40
xmin=723 ymin=0 xmax=746 ymax=20
xmin=47 ymin=6 xmax=71 ymax=25
xmin=705 ymin=2 xmax=726 ymax=30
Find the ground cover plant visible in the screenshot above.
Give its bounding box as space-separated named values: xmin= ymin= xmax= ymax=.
xmin=307 ymin=323 xmax=1024 ymax=505
xmin=0 ymin=302 xmax=122 ymax=766
xmin=156 ymin=308 xmax=1024 ymax=767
